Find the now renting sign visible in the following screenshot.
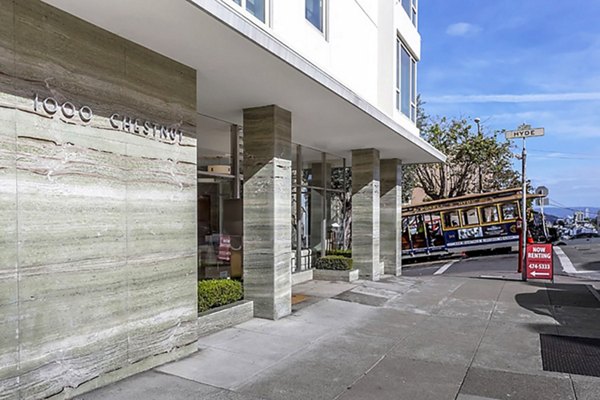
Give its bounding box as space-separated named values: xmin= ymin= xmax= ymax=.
xmin=526 ymin=243 xmax=554 ymax=280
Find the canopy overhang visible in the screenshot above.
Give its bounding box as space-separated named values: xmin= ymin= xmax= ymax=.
xmin=42 ymin=0 xmax=446 ymax=164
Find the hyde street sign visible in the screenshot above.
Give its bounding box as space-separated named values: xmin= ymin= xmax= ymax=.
xmin=505 ymin=127 xmax=545 ymax=140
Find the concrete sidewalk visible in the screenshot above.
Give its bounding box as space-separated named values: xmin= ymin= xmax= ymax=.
xmin=77 ymin=276 xmax=600 ymax=400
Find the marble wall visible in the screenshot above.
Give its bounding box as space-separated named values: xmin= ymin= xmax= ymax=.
xmin=380 ymin=159 xmax=402 ymax=276
xmin=243 ymin=105 xmax=292 ymax=320
xmin=351 ymin=148 xmax=382 ymax=280
xmin=0 ymin=1 xmax=198 ymax=398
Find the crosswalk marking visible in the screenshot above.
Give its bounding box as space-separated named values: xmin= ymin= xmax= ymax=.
xmin=554 ymin=246 xmax=593 ymax=274
xmin=434 ymin=260 xmax=459 ymax=275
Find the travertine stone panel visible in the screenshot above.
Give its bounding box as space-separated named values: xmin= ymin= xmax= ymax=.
xmin=197 ymin=300 xmax=254 ymax=337
xmin=126 ymin=137 xmax=197 ymax=364
xmin=0 ymin=1 xmax=18 ymax=396
xmin=243 ymin=105 xmax=292 ymax=320
xmin=243 ymin=105 xmax=292 ymax=179
xmin=123 ymin=43 xmax=197 ymax=365
xmin=380 ymin=159 xmax=402 ymax=276
xmin=0 ymin=1 xmax=198 ymax=398
xmin=16 ymin=116 xmax=130 ymax=400
xmin=352 ymin=149 xmax=381 ymax=281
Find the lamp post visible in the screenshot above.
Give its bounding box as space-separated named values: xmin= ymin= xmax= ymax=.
xmin=474 ymin=117 xmax=483 ymax=193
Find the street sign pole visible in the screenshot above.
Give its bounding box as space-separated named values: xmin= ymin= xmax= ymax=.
xmin=521 ymin=138 xmax=527 ymax=282
xmin=506 ymin=127 xmax=544 ymax=282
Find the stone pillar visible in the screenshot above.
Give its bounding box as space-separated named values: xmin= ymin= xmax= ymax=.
xmin=310 ymin=161 xmax=331 ymax=255
xmin=243 ymin=105 xmax=292 ymax=320
xmin=380 ymin=159 xmax=402 ymax=276
xmin=351 ymin=149 xmax=381 ymax=280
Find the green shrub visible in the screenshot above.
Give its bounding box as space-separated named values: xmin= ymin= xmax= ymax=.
xmin=315 ymin=255 xmax=353 ymax=271
xmin=198 ymin=279 xmax=243 ymax=313
xmin=326 ymin=249 xmax=352 ymax=258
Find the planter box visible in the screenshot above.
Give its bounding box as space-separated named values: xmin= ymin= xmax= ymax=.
xmin=292 ymin=269 xmax=314 ymax=286
xmin=198 ymin=300 xmax=254 ymax=337
xmin=313 ymin=268 xmax=359 ymax=282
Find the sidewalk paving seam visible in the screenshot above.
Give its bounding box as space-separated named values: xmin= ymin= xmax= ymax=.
xmin=152 ymin=369 xmax=235 ymax=394
xmin=453 ymin=281 xmax=506 ymax=400
xmin=331 ymin=354 xmax=388 ymax=400
xmin=229 ymin=331 xmax=341 ymax=391
xmin=329 ymin=282 xmax=462 ymax=400
xmin=569 ymin=374 xmax=579 ymax=400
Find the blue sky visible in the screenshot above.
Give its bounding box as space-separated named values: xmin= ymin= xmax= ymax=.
xmin=418 ymin=0 xmax=600 ymax=208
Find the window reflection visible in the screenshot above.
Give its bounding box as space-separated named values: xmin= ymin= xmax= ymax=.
xmin=306 ymin=0 xmax=324 ymax=32
xmin=246 ymin=0 xmax=265 ymax=22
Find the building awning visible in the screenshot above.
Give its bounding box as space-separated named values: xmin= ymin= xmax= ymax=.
xmin=42 ymin=0 xmax=446 ymax=164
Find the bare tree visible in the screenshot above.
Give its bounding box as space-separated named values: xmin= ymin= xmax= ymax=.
xmin=404 ymin=98 xmax=519 ymax=201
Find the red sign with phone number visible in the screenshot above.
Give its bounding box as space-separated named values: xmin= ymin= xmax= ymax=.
xmin=526 ymin=243 xmax=554 ymax=280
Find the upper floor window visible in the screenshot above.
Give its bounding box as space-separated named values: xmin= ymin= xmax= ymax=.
xmin=306 ymin=0 xmax=325 ymax=32
xmin=233 ymin=0 xmax=266 ymax=23
xmin=402 ymin=0 xmax=418 ymax=26
xmin=396 ymin=38 xmax=417 ymax=122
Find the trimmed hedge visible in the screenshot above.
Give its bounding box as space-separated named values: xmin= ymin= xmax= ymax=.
xmin=315 ymin=255 xmax=353 ymax=271
xmin=198 ymin=279 xmax=243 ymax=313
xmin=326 ymin=249 xmax=352 ymax=258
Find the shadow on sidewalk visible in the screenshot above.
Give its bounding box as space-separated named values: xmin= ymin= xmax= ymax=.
xmin=515 ymin=282 xmax=600 ymax=336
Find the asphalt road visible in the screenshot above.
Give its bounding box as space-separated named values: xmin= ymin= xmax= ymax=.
xmin=402 ymin=237 xmax=600 ymax=280
xmin=402 ymin=253 xmax=519 ymax=278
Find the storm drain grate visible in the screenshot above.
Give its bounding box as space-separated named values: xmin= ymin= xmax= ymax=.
xmin=540 ymin=334 xmax=600 ymax=377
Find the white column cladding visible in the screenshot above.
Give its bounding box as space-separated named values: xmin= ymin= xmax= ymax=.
xmin=380 ymin=158 xmax=402 ymax=276
xmin=351 ymin=149 xmax=382 ymax=280
xmin=243 ymin=105 xmax=292 ymax=320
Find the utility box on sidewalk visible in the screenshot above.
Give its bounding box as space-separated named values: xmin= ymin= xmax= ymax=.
xmin=526 ymin=243 xmax=554 ymax=281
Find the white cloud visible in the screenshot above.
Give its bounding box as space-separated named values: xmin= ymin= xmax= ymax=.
xmin=446 ymin=22 xmax=481 ymax=37
xmin=428 ymin=92 xmax=600 ymax=104
xmin=485 ymin=111 xmax=554 ymax=123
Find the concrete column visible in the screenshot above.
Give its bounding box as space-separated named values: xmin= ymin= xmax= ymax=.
xmin=243 ymin=105 xmax=292 ymax=320
xmin=351 ymin=149 xmax=381 ymax=280
xmin=310 ymin=161 xmax=331 ymax=255
xmin=380 ymin=159 xmax=402 ymax=276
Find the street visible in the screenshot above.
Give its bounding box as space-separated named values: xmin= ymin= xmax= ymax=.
xmin=403 ymin=237 xmax=600 ymax=281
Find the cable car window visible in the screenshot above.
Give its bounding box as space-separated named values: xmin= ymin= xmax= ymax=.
xmin=462 ymin=208 xmax=480 ymax=226
xmin=501 ymin=203 xmax=517 ymax=221
xmin=443 ymin=211 xmax=460 ymax=228
xmin=482 ymin=205 xmax=500 ymax=223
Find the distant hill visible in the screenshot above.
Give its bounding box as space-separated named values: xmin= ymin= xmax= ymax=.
xmin=537 ymin=207 xmax=600 ymax=219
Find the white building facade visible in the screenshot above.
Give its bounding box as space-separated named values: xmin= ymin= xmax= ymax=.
xmin=0 ymin=1 xmax=443 ymax=398
xmin=225 ymin=0 xmax=421 ymax=135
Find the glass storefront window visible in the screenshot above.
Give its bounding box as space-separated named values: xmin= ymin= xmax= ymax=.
xmin=197 ymin=118 xmax=243 ymax=281
xmin=198 ymin=176 xmax=242 ymax=279
xmin=292 ymin=144 xmax=347 ymax=271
